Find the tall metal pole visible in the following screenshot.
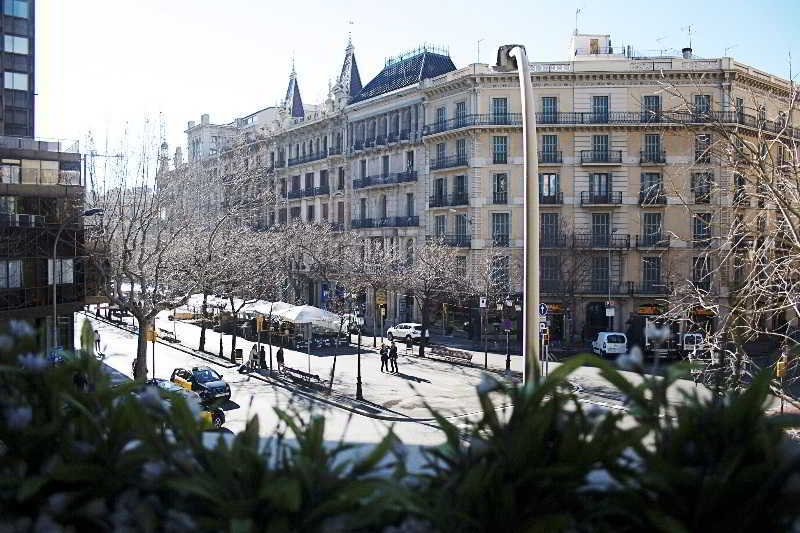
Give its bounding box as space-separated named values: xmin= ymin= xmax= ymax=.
xmin=356 ymin=329 xmax=363 ymax=400
xmin=608 ymin=244 xmax=612 ymax=331
xmin=501 ymin=45 xmax=540 ymax=383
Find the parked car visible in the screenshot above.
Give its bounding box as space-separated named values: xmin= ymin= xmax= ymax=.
xmin=144 ymin=378 xmax=225 ymax=427
xmin=591 ymin=332 xmax=628 ymax=357
xmin=170 ymin=366 xmax=231 ymax=402
xmin=386 ymin=323 xmax=430 ymax=343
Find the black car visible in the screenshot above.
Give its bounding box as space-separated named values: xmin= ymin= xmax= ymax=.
xmin=170 ymin=366 xmax=231 ymax=403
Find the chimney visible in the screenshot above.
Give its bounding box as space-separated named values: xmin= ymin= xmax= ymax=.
xmin=201 ymin=113 xmax=210 ymax=125
xmin=174 ymin=147 xmax=183 ymax=167
xmin=188 ymin=120 xmax=196 ymax=129
xmin=682 ymin=47 xmax=693 ymax=59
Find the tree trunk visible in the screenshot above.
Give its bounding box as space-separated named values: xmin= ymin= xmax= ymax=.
xmin=419 ymin=299 xmax=430 ymax=358
xmin=199 ymin=292 xmax=208 ymax=352
xmin=219 ymin=335 xmax=223 ymax=359
xmin=133 ymin=315 xmax=150 ymax=380
xmin=230 ymin=331 xmax=238 ymax=364
xmin=328 ymin=320 xmax=344 ymax=393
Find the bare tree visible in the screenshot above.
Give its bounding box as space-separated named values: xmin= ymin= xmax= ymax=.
xmin=350 ymin=237 xmax=403 ymax=347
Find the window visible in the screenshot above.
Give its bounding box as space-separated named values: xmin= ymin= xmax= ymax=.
xmin=692 ymin=172 xmax=713 ymax=203
xmin=455 ymin=101 xmax=467 ymax=126
xmin=454 ymin=174 xmax=467 ymax=196
xmin=695 ymin=134 xmax=712 ymax=163
xmin=541 ymin=256 xmax=561 ymax=289
xmin=492 ymin=98 xmax=508 ymax=122
xmin=735 ymin=97 xmax=744 ymax=121
xmin=290 ymin=207 xmax=301 ymax=220
xmin=644 ymin=134 xmax=661 ymax=155
xmin=278 ymin=208 xmax=287 ymax=224
xmin=492 ymin=213 xmax=510 ymax=246
xmin=493 ymin=173 xmax=507 ymax=204
xmin=643 ymin=95 xmax=661 ymax=118
xmin=382 ymin=155 xmax=389 ymax=177
xmin=590 ymin=173 xmax=610 ymax=199
xmin=406 ymin=193 xmax=414 ymax=217
xmin=436 ymin=143 xmax=445 ymax=163
xmin=693 ymin=213 xmax=712 ymax=246
xmin=4 ymin=0 xmax=28 ymax=17
xmin=0 ymin=196 xmax=16 ymax=214
xmin=642 ymin=212 xmax=662 ymax=244
xmin=694 ymin=95 xmax=711 ymax=115
xmin=0 ymin=164 xmax=20 ymax=184
xmin=434 ymin=215 xmax=447 ymax=236
xmin=360 ymin=159 xmax=367 ymax=178
xmin=380 ymin=195 xmax=388 ymax=218
xmin=592 ymin=213 xmax=610 ymax=246
xmin=4 ymin=72 xmax=27 ymax=91
xmin=592 ymin=134 xmax=608 ymax=155
xmin=640 ymin=172 xmax=662 ymax=203
xmin=338 ymin=167 xmax=345 ymax=190
xmin=406 ymin=151 xmax=414 ymax=171
xmin=433 ymin=177 xmax=446 ymax=202
xmin=306 ymin=205 xmax=315 ymax=222
xmin=591 ymin=256 xmax=609 ymax=291
xmin=323 ymin=136 xmax=328 ymax=153
xmin=491 ymin=255 xmax=510 ymax=289
xmin=304 ymin=173 xmax=313 ymax=190
xmin=539 ymin=173 xmax=560 ymax=198
xmin=280 ymin=178 xmax=287 ymax=197
xmin=642 ymin=257 xmax=661 ymax=286
xmin=48 ymin=258 xmax=73 ymax=285
xmin=455 ymin=214 xmax=468 ymax=237
xmin=4 ymin=35 xmax=28 ymax=54
xmin=322 ymin=204 xmax=329 ymax=221
xmin=456 ymin=138 xmax=466 ymax=162
xmin=359 ymin=198 xmax=367 ymax=220
xmin=406 ymin=239 xmax=414 ymax=265
xmin=337 ymin=202 xmax=345 ymax=223
xmin=734 ymin=174 xmax=747 ymax=204
xmin=592 ymin=96 xmax=609 ymax=121
xmin=456 ymin=256 xmax=467 ymax=278
xmin=541 ymin=213 xmax=560 ymax=246
xmin=492 ymin=136 xmax=508 ymax=164
xmin=542 ymin=134 xmax=557 ymax=153
xmin=319 ymin=169 xmax=328 ymax=188
xmin=692 ymin=257 xmax=711 ymax=290
xmin=291 ymin=175 xmax=300 ymax=191
xmin=541 ymin=97 xmax=558 ymax=122
xmin=436 ymin=107 xmax=446 ymax=125
xmin=0 ymin=259 xmax=21 ymax=288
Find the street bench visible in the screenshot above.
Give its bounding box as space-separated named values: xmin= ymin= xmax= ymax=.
xmin=281 ymin=366 xmax=321 ymax=385
xmin=158 ymin=328 xmax=180 ymax=343
xmin=428 ymin=346 xmax=473 ymax=364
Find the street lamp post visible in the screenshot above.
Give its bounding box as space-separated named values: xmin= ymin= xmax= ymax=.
xmin=52 ymin=208 xmax=103 ymax=350
xmin=504 ymin=297 xmax=513 ymax=373
xmin=607 ymin=228 xmax=618 ymax=331
xmin=356 ymin=328 xmax=363 ymax=400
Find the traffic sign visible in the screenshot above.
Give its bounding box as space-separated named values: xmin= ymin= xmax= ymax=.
xmin=539 ymin=303 xmax=548 ymax=316
xmin=375 ymin=290 xmax=386 ymax=306
xmin=539 ymin=321 xmax=546 ymax=331
xmin=479 ymin=296 xmax=487 ymax=308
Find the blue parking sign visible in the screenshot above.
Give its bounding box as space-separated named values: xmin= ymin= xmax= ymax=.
xmin=539 ymin=303 xmax=548 ymax=317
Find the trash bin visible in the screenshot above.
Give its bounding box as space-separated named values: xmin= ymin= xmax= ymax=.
xmin=234 ymin=348 xmax=243 ymax=361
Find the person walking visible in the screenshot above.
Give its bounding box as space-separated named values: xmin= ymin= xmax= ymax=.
xmin=389 ymin=341 xmax=398 ymax=373
xmin=380 ymin=344 xmax=389 ymax=373
xmin=276 ymin=346 xmax=285 ymax=372
xmin=249 ymin=344 xmax=258 ymax=369
xmin=259 ymin=346 xmax=266 ymax=370
xmin=94 ymin=330 xmax=101 ymax=354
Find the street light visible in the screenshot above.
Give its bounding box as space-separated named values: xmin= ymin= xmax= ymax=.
xmin=607 ymin=228 xmax=619 ymax=331
xmin=53 ymin=208 xmax=104 ymax=350
xmin=353 ymin=293 xmax=364 ymax=400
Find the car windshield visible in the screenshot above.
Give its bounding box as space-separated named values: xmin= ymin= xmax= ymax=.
xmin=414 ymin=326 xmax=422 ymax=331
xmin=194 ymin=369 xmax=221 ymax=383
xmin=607 ymin=335 xmax=626 ymax=343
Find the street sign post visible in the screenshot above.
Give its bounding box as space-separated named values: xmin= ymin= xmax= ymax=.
xmin=539 ymin=303 xmax=548 ymax=317
xmin=479 ymin=296 xmax=487 ymax=308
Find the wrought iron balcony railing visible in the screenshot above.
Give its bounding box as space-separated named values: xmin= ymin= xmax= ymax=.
xmin=422 ymin=113 xmax=523 ymax=135
xmin=541 ymin=280 xmax=568 ymax=293
xmin=540 ymin=234 xmax=568 ymax=248
xmin=640 ymin=150 xmax=666 ymax=164
xmin=428 ymin=234 xmax=471 ymax=248
xmin=287 ymin=151 xmax=327 ymax=167
xmin=692 ymin=236 xmax=714 ymax=248
xmin=352 ymin=170 xmax=418 ymax=190
xmin=428 ymin=192 xmax=469 ymax=208
xmin=541 ymin=192 xmax=563 ymax=205
xmin=635 ymin=234 xmax=670 ymax=248
xmin=375 ymin=135 xmax=386 ymax=146
xmin=375 ymin=216 xmax=419 ymax=228
xmin=353 ymin=140 xmax=364 ymax=151
xmin=580 ymin=191 xmax=622 ymax=205
xmin=633 ymin=282 xmax=672 ymax=295
xmin=538 ymin=151 xmax=563 ymax=164
xmin=580 ymin=150 xmax=623 ymax=164
xmin=639 ymin=189 xmax=667 ymax=205
xmin=328 ymin=146 xmax=343 ymax=156
xmin=430 ymin=154 xmax=468 ymax=170
xmin=352 ymin=218 xmax=374 ymax=229
xmin=492 ymin=234 xmax=510 ymax=247
xmin=573 ymin=233 xmax=630 ymax=249
xmin=0 ymin=214 xmax=45 ymax=228
xmin=577 ymin=281 xmax=629 ymax=295
xmin=287 ymin=189 xmax=304 ymax=200
xmin=492 ymin=191 xmax=508 ymax=204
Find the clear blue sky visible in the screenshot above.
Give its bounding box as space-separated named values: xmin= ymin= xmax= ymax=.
xmin=36 ymin=0 xmax=799 ymax=153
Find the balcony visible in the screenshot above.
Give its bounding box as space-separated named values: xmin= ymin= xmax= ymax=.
xmin=693 ymin=190 xmax=712 ymax=204
xmin=428 ymin=234 xmax=471 ymax=248
xmin=376 ymin=216 xmax=419 ymax=228
xmin=492 ymin=234 xmax=510 ymax=247
xmin=640 ymin=150 xmax=666 ymax=165
xmin=430 ymin=154 xmax=469 ymax=171
xmin=429 ymin=192 xmax=469 ymax=208
xmin=0 ymin=283 xmax=87 ymax=313
xmin=540 ymin=235 xmax=568 ymax=248
xmin=399 ymin=130 xmax=411 ymax=141
xmin=375 ymin=135 xmax=386 ymax=146
xmin=352 ymin=170 xmax=418 ymax=190
xmin=275 ymin=159 xmax=286 ymax=168
xmin=574 ymin=233 xmax=630 ymax=249
xmin=330 ymin=222 xmax=345 ymax=232
xmin=287 ymin=151 xmax=327 ymax=167
xmin=538 ymin=151 xmax=563 ymax=164
xmin=541 ymin=280 xmax=568 ymax=293
xmin=352 ymin=218 xmax=374 ymax=229
xmin=580 ymin=150 xmax=622 ymax=165
xmin=0 ymin=214 xmax=45 ymax=228
xmin=541 ymin=192 xmax=563 ymax=205
xmin=733 ymin=191 xmax=750 ymax=207
xmin=576 ymin=281 xmax=629 ymax=295
xmin=492 ymin=191 xmax=508 ymax=204
xmin=692 ymin=236 xmax=714 ymax=248
xmin=313 ymin=184 xmax=330 ymax=197
xmin=287 ymin=189 xmax=304 ymax=200
xmin=328 ymin=146 xmax=343 ymax=156
xmin=638 ymin=190 xmax=667 ymax=206
xmin=632 ymin=282 xmax=672 ymax=295
xmin=422 ymin=113 xmax=523 ymax=136
xmin=580 ymin=191 xmax=622 ymax=206
xmin=635 ymin=234 xmax=670 ymax=248
xmin=353 ymin=140 xmax=364 ymax=151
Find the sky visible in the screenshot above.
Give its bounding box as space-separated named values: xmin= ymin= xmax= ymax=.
xmin=36 ymin=0 xmax=799 ymax=155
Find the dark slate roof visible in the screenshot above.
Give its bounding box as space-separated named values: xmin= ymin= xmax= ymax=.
xmin=339 ymin=46 xmax=363 ymax=98
xmin=285 ymin=74 xmax=305 ymax=118
xmin=350 ymin=51 xmax=456 ymax=103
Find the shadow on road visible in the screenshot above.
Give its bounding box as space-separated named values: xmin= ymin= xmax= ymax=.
xmin=389 ymin=371 xmax=431 ymax=384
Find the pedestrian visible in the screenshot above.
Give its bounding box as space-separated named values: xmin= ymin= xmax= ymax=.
xmin=405 ymin=337 xmax=413 ymax=355
xmin=94 ymin=330 xmax=101 ymax=354
xmin=259 ymin=346 xmax=266 ymax=370
xmin=276 ymin=346 xmax=285 ymax=372
xmin=249 ymin=344 xmax=258 ymax=369
xmin=389 ymin=341 xmax=398 ymax=373
xmin=380 ymin=344 xmax=389 ymax=372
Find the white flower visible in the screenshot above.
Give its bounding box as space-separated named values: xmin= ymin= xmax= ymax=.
xmin=18 ymin=353 xmax=48 ymax=372
xmin=5 ymin=406 xmax=32 ymax=429
xmin=0 ymin=334 xmax=13 ymax=352
xmin=582 ymin=468 xmax=622 ymax=492
xmin=8 ymin=319 xmax=34 ymax=337
xmin=476 ymin=373 xmax=501 ymax=394
xmin=141 ymin=460 xmax=167 ymax=481
xmin=616 ymin=346 xmax=644 ymax=371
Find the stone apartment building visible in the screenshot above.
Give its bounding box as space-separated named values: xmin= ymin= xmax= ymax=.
xmin=171 ymin=32 xmax=798 ymax=342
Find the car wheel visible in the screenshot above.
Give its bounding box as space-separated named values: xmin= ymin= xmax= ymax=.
xmin=387 ymin=332 xmax=393 ymax=341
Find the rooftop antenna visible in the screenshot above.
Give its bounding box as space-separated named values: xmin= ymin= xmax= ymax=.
xmin=347 ymin=19 xmax=353 ymax=45
xmin=681 ymin=24 xmax=693 ymax=49
xmin=724 ymin=44 xmax=738 ymax=57
xmin=574 ymin=8 xmax=581 ymax=35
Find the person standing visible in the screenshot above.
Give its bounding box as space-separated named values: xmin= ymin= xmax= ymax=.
xmin=249 ymin=344 xmax=258 ymax=369
xmin=380 ymin=344 xmax=389 ymax=373
xmin=259 ymin=346 xmax=266 ymax=370
xmin=276 ymin=346 xmax=285 ymax=372
xmin=389 ymin=341 xmax=398 ymax=373
xmin=94 ymin=330 xmax=101 ymax=354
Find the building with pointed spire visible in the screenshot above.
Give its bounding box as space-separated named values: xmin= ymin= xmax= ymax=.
xmin=284 ymin=62 xmax=305 ymax=118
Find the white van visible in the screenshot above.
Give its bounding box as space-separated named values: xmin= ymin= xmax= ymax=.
xmin=592 ymin=332 xmax=628 ymax=357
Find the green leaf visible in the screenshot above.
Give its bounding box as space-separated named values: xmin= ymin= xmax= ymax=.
xmin=16 ymin=475 xmax=47 ymax=502
xmin=49 ymin=463 xmax=106 ymax=483
xmin=645 ymin=509 xmax=690 ymax=533
xmin=230 ymin=518 xmax=253 ymax=533
xmin=260 ymin=478 xmax=302 ymax=512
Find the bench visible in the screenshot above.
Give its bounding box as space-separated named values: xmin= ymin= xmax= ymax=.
xmin=428 ymin=346 xmax=473 ymax=364
xmin=281 ymin=366 xmax=321 ymax=385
